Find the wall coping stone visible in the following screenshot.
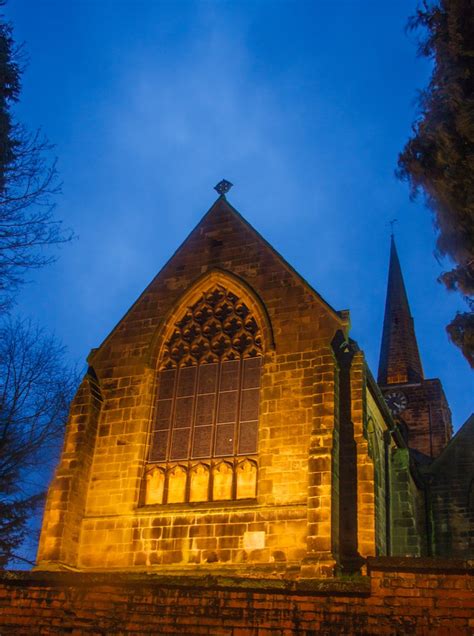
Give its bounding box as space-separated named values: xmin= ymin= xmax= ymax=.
xmin=1 ymin=569 xmax=370 ymax=596
xmin=367 ymin=556 xmax=473 ymax=574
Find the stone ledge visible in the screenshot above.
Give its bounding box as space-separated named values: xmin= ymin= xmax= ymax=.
xmin=367 ymin=556 xmax=473 ymax=574
xmin=1 ymin=569 xmax=370 ymax=596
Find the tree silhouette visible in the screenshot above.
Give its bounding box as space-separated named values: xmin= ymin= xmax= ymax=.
xmin=0 ymin=5 xmax=76 ymax=566
xmin=397 ymin=0 xmax=473 ymax=367
xmin=0 ymin=318 xmax=77 ymax=567
xmin=0 ymin=6 xmax=72 ymax=311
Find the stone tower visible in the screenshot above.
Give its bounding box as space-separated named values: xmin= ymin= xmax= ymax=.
xmin=378 ymin=236 xmax=452 ymax=457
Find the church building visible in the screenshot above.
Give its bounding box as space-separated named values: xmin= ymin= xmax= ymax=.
xmin=36 ymin=182 xmax=472 ymax=578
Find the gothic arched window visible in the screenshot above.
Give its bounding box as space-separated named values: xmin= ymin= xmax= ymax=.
xmin=145 ymin=284 xmax=262 ymax=505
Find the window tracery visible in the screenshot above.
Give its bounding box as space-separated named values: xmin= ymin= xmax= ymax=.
xmin=145 ymin=284 xmax=262 ymax=506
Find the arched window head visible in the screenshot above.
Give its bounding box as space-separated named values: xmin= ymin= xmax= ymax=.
xmin=161 ymin=285 xmax=262 ymax=369
xmin=146 ymin=284 xmax=262 ymax=504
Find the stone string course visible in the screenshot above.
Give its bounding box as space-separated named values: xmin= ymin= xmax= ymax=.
xmin=0 ymin=558 xmax=472 ymax=635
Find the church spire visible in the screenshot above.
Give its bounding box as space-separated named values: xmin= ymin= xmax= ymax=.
xmin=378 ymin=235 xmax=424 ymax=385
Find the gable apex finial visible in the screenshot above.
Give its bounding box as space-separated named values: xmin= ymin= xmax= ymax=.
xmin=214 ymin=179 xmax=233 ymax=197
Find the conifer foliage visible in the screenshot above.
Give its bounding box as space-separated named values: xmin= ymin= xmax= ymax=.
xmin=397 ymin=0 xmax=474 ymax=367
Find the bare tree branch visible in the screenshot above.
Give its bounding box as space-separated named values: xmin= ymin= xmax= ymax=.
xmin=0 ymin=317 xmax=78 ymax=566
xmin=0 ymin=19 xmax=73 ymax=311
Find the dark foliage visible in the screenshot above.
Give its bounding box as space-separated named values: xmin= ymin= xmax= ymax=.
xmin=445 ymin=311 xmax=474 ymax=367
xmin=397 ymin=0 xmax=474 ymax=366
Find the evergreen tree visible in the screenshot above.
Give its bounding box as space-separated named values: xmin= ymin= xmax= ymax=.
xmin=397 ymin=0 xmax=473 ymax=367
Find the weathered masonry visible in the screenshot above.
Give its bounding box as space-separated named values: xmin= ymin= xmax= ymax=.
xmin=1 ymin=559 xmax=473 ymax=635
xmin=35 ymin=187 xmax=472 ymax=579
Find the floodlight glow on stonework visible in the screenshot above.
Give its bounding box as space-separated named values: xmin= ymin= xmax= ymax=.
xmin=35 ymin=191 xmax=466 ymax=583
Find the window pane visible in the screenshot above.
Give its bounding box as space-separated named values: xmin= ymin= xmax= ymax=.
xmin=240 ymin=388 xmax=260 ymax=422
xmin=215 ymin=422 xmax=235 ymax=456
xmin=195 ymin=393 xmax=215 ymax=427
xmin=242 ymin=357 xmax=261 ymax=389
xmin=177 ymin=366 xmax=196 ymax=397
xmin=158 ymin=369 xmax=176 ymax=400
xmin=238 ymin=421 xmax=258 ymax=455
xmin=220 ymin=360 xmax=239 ymax=391
xmin=155 ymin=399 xmax=172 ymax=430
xmin=150 ymin=430 xmax=169 ymax=462
xmin=217 ymin=391 xmax=238 ymax=424
xmin=170 ymin=428 xmax=191 ymax=460
xmin=174 ymin=396 xmax=194 ymax=428
xmin=192 ymin=426 xmax=213 ymax=458
xmin=154 ymin=352 xmax=262 ymax=463
xmin=198 ymin=363 xmax=218 ymax=394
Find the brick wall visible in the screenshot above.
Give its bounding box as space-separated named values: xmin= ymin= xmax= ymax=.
xmin=0 ymin=558 xmax=472 ymax=634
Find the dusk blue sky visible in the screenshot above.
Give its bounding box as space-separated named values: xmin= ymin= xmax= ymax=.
xmin=6 ymin=0 xmax=472 ymax=439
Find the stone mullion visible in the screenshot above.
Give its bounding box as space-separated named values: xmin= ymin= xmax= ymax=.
xmin=186 ymin=363 xmax=199 ymax=468
xmin=211 ymin=361 xmax=224 ymax=461
xmin=166 ymin=366 xmax=179 ymax=462
xmin=154 ymin=365 xmax=179 ymax=505
xmin=235 ymin=355 xmax=244 ymax=458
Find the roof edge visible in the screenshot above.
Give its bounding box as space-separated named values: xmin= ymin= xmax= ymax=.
xmin=89 ymin=195 xmax=348 ymax=364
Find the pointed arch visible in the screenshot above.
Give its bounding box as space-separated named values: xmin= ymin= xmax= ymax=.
xmin=212 ymin=461 xmax=234 ymax=501
xmin=144 ymin=466 xmax=165 ymax=505
xmin=143 ymin=270 xmax=266 ymax=506
xmin=167 ymin=465 xmax=187 ymax=504
xmin=189 ymin=463 xmax=210 ymax=502
xmin=236 ymin=458 xmax=258 ymax=499
xmin=147 ymin=268 xmax=274 ymax=370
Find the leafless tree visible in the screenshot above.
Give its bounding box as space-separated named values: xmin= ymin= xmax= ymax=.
xmin=0 ymin=128 xmax=72 ymax=310
xmin=0 ymin=8 xmax=77 ymax=567
xmin=0 ymin=12 xmax=73 ymax=311
xmin=0 ymin=318 xmax=77 ymax=567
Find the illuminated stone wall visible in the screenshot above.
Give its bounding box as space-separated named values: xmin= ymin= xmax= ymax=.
xmin=37 ymin=370 xmax=103 ymax=566
xmin=37 ymin=196 xmax=433 ymax=576
xmin=37 ymin=197 xmax=351 ymax=573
